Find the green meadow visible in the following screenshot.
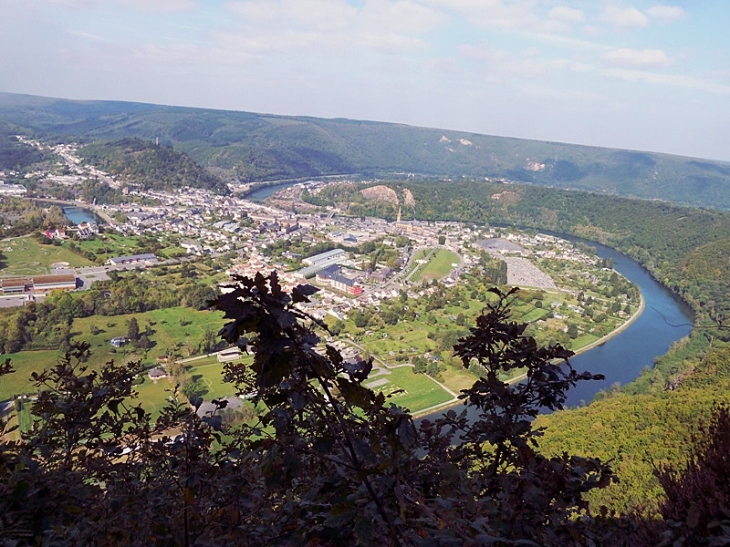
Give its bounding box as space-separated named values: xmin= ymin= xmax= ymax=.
xmin=1 ymin=307 xmax=226 ymax=401
xmin=414 ymin=249 xmax=460 ymax=282
xmin=367 ymin=366 xmax=454 ymax=413
xmin=1 ymin=236 xmax=92 ymax=275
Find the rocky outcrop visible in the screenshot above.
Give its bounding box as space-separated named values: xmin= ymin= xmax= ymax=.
xmin=361 ymin=185 xmax=399 ymax=205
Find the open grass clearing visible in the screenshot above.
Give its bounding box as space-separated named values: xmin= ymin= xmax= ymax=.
xmin=72 ymin=233 xmax=140 ymax=256
xmin=1 ymin=236 xmax=92 ymax=275
xmin=522 ymin=307 xmax=550 ymax=322
xmin=438 ymin=364 xmax=480 ymax=393
xmin=1 ymin=307 xmax=227 ymax=401
xmin=411 ymin=249 xmax=459 ymax=282
xmin=370 ymin=366 xmax=453 ymax=413
xmin=571 ymin=333 xmax=600 ymax=351
xmin=0 ymin=350 xmax=61 ymax=400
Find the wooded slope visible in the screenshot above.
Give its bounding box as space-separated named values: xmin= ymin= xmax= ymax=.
xmin=2 ymin=92 xmax=730 ymax=208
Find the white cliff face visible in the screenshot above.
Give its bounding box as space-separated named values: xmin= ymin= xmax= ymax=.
xmin=360 ymin=185 xmax=399 ymax=206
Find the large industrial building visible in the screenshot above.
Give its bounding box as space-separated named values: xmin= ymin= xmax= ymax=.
xmin=0 ymin=273 xmax=77 ymax=294
xmin=298 ymin=249 xmax=347 ymax=278
xmin=107 ymin=253 xmax=159 ymax=267
xmin=316 ymin=265 xmax=363 ymax=296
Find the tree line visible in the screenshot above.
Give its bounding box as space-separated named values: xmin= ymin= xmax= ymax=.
xmin=1 ymin=274 xmax=728 ymax=545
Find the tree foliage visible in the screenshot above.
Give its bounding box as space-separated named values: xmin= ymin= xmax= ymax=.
xmin=0 ymin=274 xmax=652 ymax=545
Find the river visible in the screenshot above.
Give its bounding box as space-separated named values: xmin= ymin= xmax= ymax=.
xmin=246 ymin=181 xmax=307 ymax=202
xmin=245 ymin=182 xmax=694 ymax=410
xmin=421 ymin=237 xmax=693 ymax=420
xmin=62 ymin=206 xmax=101 ymax=225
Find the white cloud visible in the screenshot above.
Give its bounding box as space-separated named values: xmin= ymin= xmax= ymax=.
xmin=226 ymin=0 xmax=357 ymax=31
xmin=602 ymin=68 xmax=730 ymax=94
xmin=227 ymin=0 xmax=443 ymax=34
xmin=598 ymin=6 xmax=650 ymax=28
xmin=49 ymin=0 xmax=98 ymax=7
xmin=361 ymin=1 xmax=445 ymax=35
xmin=549 ymin=6 xmax=585 ymax=24
xmin=425 ymin=0 xmax=538 ymax=31
xmin=223 ymin=0 xmax=442 ymax=56
xmin=646 ymin=5 xmax=686 ymax=23
xmin=120 ymin=0 xmax=195 ymax=12
xmin=602 ymin=48 xmax=671 ymax=68
xmin=459 ymin=44 xmax=548 ymax=79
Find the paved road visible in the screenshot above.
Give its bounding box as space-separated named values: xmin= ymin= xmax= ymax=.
xmin=0 ymin=295 xmax=33 ymax=308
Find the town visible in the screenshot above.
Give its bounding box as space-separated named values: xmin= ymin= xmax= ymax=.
xmin=0 ymin=137 xmax=640 ymax=420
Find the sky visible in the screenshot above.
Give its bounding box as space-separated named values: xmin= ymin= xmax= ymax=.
xmin=1 ymin=0 xmax=730 ymax=161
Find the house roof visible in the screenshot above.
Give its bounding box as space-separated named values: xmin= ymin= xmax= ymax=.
xmin=1 ymin=278 xmax=28 ymax=288
xmin=108 ymin=253 xmax=158 ymax=264
xmin=32 ymin=274 xmax=76 ymax=286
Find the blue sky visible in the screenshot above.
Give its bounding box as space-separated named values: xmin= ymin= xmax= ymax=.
xmin=2 ymin=0 xmax=729 ymax=161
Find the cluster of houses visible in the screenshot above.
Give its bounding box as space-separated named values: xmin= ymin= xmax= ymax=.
xmin=44 ymin=221 xmax=100 ymax=241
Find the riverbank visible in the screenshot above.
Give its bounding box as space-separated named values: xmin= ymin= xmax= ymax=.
xmin=411 ymin=290 xmax=648 ymax=418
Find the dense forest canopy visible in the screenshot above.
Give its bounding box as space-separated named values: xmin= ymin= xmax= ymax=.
xmin=310 ymin=178 xmax=730 ymax=513
xmin=78 ymin=138 xmax=227 ymax=193
xmin=0 ymin=122 xmax=49 ymax=171
xmin=3 ymin=275 xmax=729 ymax=545
xmin=2 ymin=92 xmax=730 ymax=209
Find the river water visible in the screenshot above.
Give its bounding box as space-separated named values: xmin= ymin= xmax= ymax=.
xmin=246 ymin=181 xmax=304 ymax=202
xmin=62 ymin=206 xmax=100 ymax=225
xmin=557 ymin=238 xmax=692 ymax=406
xmin=245 ymin=181 xmax=694 ymax=410
xmin=422 ymin=237 xmax=693 ymax=419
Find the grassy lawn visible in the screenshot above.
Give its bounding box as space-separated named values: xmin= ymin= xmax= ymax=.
xmin=412 ymin=249 xmax=460 ymax=282
xmin=571 ymin=333 xmax=600 ymax=351
xmin=73 ymin=233 xmax=140 ymax=256
xmin=1 ymin=236 xmax=92 ymax=275
xmin=438 ymin=363 xmax=479 ymax=393
xmin=0 ymin=350 xmax=61 ymax=400
xmin=522 ymin=307 xmax=549 ymax=322
xmin=370 ymin=366 xmax=453 ymax=413
xmin=71 ymin=307 xmax=225 ymax=362
xmin=0 ymin=307 xmax=228 ymax=401
xmin=135 ymin=358 xmax=243 ymax=420
xmin=15 ymin=397 xmax=36 ymax=434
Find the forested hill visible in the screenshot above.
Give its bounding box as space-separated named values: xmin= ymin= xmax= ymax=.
xmin=78 ymin=138 xmax=227 ymax=193
xmin=2 ymin=92 xmax=730 ymax=209
xmin=0 ymin=121 xmax=50 ymax=171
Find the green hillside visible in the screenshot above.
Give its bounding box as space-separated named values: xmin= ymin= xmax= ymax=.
xmin=78 ymin=138 xmax=227 ymax=193
xmin=315 ymin=177 xmax=730 ymax=514
xmin=2 ymin=92 xmax=730 ymax=208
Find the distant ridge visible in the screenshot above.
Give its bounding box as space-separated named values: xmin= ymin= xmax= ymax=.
xmin=1 ymin=91 xmax=729 ymax=209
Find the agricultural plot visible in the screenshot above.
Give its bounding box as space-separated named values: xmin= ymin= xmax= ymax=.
xmin=367 ymin=366 xmax=453 ymax=413
xmin=411 ymin=249 xmax=460 ymax=283
xmin=0 ymin=307 xmax=227 ymax=400
xmin=1 ymin=236 xmax=92 ymax=275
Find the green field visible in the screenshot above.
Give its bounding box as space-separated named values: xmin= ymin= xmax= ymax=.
xmin=73 ymin=233 xmax=140 ymax=257
xmin=1 ymin=235 xmax=92 ymax=275
xmin=0 ymin=307 xmax=227 ymax=401
xmin=411 ymin=249 xmax=460 ymax=282
xmin=571 ymin=333 xmax=600 ymax=351
xmin=134 ymin=359 xmax=240 ymax=420
xmin=368 ymin=366 xmax=453 ymax=413
xmin=15 ymin=397 xmax=36 ymax=434
xmin=522 ymin=307 xmax=550 ymax=322
xmin=0 ymin=350 xmax=60 ymax=400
